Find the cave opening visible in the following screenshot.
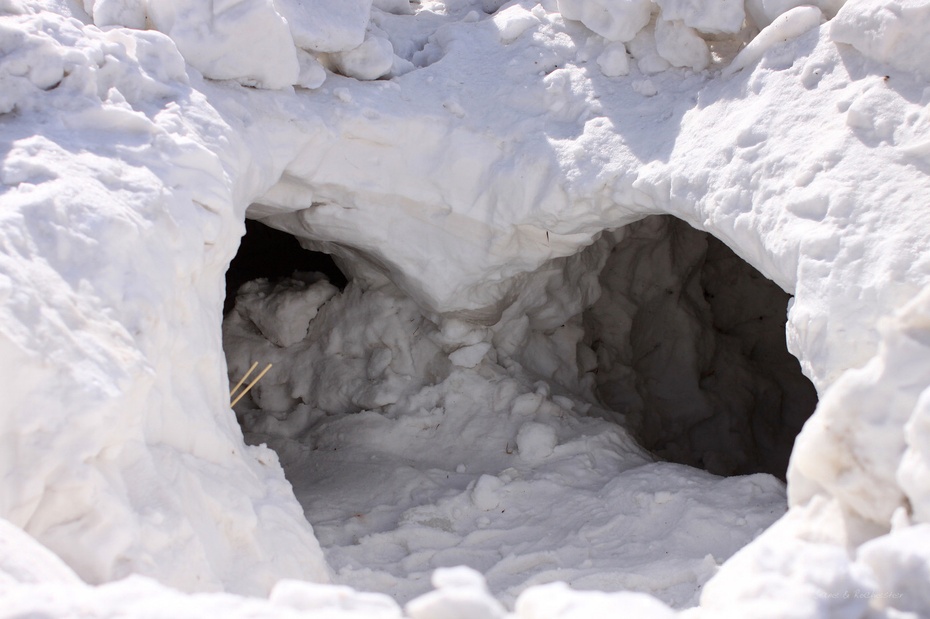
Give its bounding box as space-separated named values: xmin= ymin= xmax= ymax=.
xmin=224 ymin=218 xmax=348 ymax=315
xmin=583 ymin=215 xmax=819 ymax=479
xmin=219 ymin=212 xmax=815 ymax=605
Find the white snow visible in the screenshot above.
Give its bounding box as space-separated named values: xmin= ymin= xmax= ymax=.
xmin=654 ymin=0 xmax=745 ymax=35
xmin=2 ymin=0 xmax=930 ymax=617
xmin=556 ymin=0 xmax=653 ymax=43
xmin=830 ymin=0 xmax=930 ymax=81
xmin=596 ymin=41 xmax=630 ymax=76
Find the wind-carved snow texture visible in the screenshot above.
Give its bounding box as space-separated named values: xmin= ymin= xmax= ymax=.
xmin=4 ymin=0 xmax=930 ymax=617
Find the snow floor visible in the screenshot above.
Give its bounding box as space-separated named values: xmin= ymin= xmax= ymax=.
xmin=254 ymin=410 xmax=786 ymax=608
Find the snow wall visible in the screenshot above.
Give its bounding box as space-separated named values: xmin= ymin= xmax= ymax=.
xmin=2 ymin=0 xmax=930 ymax=617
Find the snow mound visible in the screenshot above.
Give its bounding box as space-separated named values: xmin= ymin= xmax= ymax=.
xmin=0 ymin=7 xmax=329 ymax=594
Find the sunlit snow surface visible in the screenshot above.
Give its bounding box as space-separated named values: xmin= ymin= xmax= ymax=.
xmin=2 ymin=0 xmax=930 ymax=617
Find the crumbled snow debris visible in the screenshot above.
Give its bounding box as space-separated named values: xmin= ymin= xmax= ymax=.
xmin=225 ymin=273 xmax=786 ymax=605
xmin=232 ymin=276 xmax=338 ymax=348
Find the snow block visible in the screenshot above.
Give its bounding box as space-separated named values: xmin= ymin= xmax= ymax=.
xmin=146 ymin=0 xmax=299 ymax=89
xmin=556 ymin=0 xmax=652 ymax=42
xmin=273 ymin=0 xmax=373 ymax=53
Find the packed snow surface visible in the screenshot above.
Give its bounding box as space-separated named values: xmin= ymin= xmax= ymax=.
xmin=2 ymin=0 xmax=930 ymax=617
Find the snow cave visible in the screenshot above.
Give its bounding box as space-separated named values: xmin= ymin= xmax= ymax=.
xmin=224 ymin=213 xmax=817 ymax=489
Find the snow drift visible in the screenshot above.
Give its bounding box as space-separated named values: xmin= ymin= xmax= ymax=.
xmin=2 ymin=0 xmax=930 ymax=617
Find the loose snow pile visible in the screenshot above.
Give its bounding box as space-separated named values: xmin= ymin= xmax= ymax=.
xmin=2 ymin=0 xmax=930 ymax=617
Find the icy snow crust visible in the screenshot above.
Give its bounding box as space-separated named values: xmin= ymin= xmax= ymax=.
xmin=2 ymin=0 xmax=930 ymax=617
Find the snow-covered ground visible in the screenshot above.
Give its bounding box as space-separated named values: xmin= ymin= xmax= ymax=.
xmin=2 ymin=0 xmax=930 ymax=617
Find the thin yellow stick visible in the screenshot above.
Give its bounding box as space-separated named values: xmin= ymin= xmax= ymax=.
xmin=230 ymin=361 xmax=259 ymax=398
xmin=230 ymin=363 xmax=272 ymax=408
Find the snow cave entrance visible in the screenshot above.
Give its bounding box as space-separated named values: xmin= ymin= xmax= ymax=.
xmin=224 ymin=218 xmax=347 ymax=315
xmin=583 ymin=215 xmax=818 ymax=479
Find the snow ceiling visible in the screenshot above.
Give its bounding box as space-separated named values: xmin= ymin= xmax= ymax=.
xmin=2 ymin=0 xmax=930 ymax=617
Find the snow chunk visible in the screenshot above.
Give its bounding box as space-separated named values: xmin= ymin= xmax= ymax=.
xmin=516 ymin=422 xmax=557 ymax=463
xmin=273 ymin=0 xmax=372 ymax=53
xmin=722 ymin=5 xmax=823 ymax=77
xmin=296 ymin=49 xmax=327 ymax=90
xmin=449 ymin=342 xmax=491 ymax=368
xmin=654 ymin=0 xmax=745 ymax=34
xmin=557 ymin=0 xmax=652 ymax=43
xmin=406 ymin=567 xmax=506 ymax=619
xmin=596 ymin=41 xmax=630 ymax=76
xmin=146 ymin=0 xmax=299 ymax=89
xmin=831 ymin=0 xmax=930 ymax=81
xmin=87 ymin=0 xmax=146 ymax=28
xmin=492 ymin=4 xmax=540 ymax=44
xmin=233 ymin=277 xmax=338 ymax=348
xmin=515 ymin=582 xmax=677 ymax=618
xmin=470 ymin=475 xmax=504 ymax=510
xmin=655 ymin=18 xmax=710 ymax=71
xmin=629 ymin=23 xmax=672 ymax=73
xmin=330 ymin=33 xmax=394 ymax=81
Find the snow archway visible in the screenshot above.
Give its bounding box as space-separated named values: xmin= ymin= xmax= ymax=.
xmin=219 ymin=210 xmax=816 ymax=605
xmin=585 ymin=216 xmax=817 ymax=478
xmin=224 ymin=218 xmax=348 ymax=315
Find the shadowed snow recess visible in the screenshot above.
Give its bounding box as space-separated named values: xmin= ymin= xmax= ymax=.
xmin=3 ymin=0 xmax=930 ymax=618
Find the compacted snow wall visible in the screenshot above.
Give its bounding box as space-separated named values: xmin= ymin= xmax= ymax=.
xmin=3 ymin=0 xmax=930 ymax=617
